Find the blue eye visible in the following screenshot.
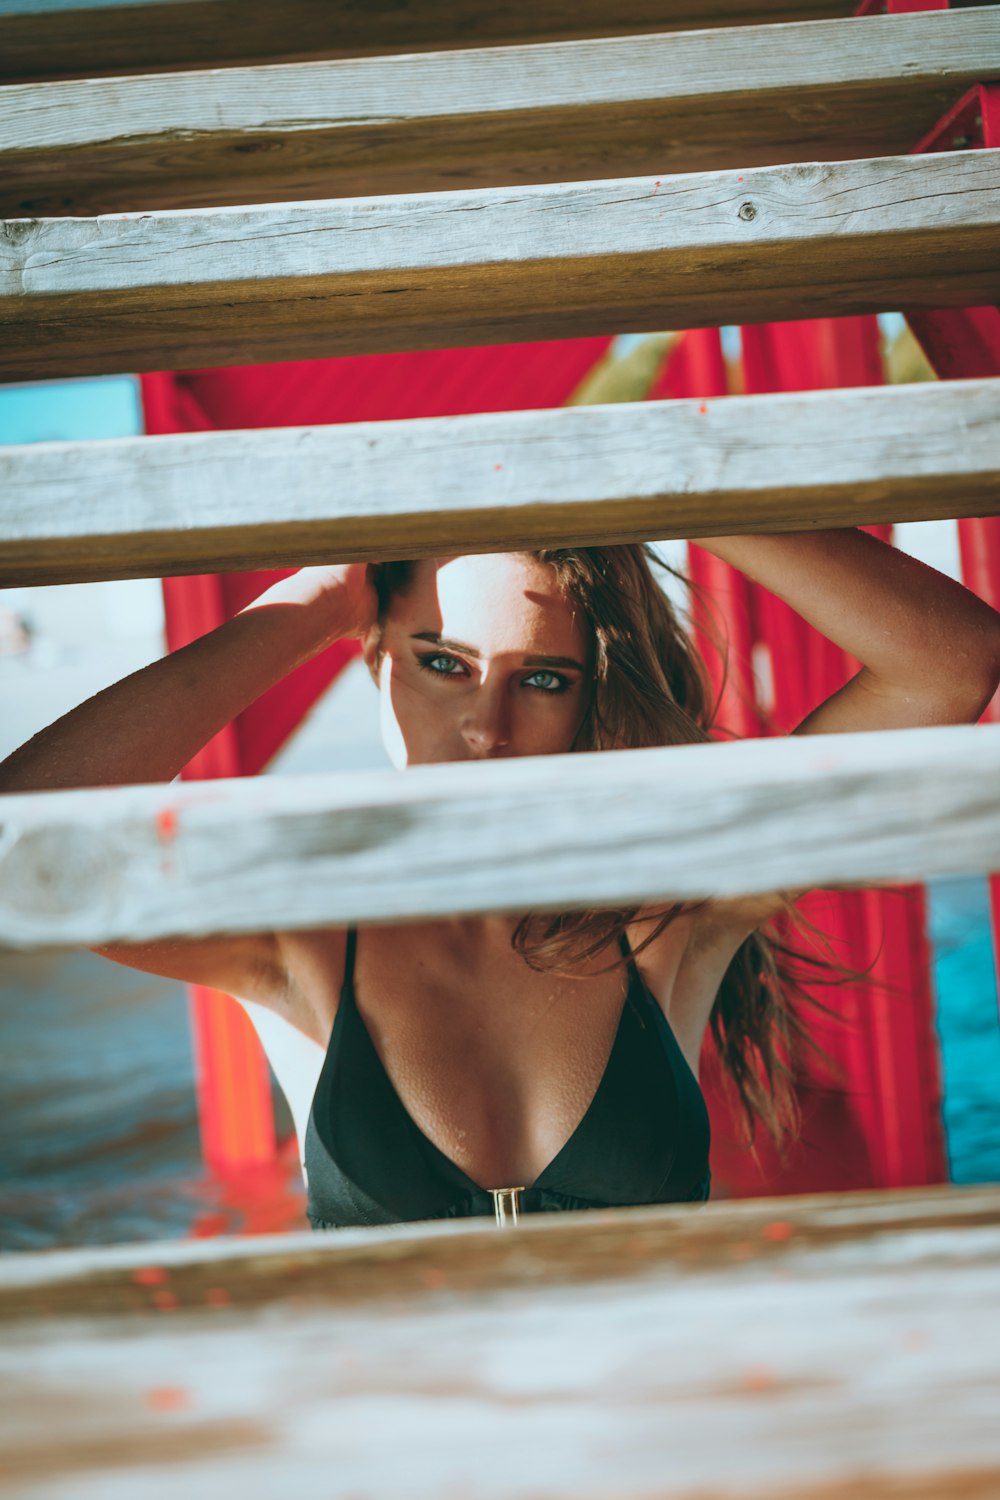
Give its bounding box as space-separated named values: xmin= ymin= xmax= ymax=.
xmin=415 ymin=652 xmax=570 ymax=693
xmin=524 ymin=671 xmax=569 ymax=693
xmin=416 ymin=652 xmax=466 ymax=677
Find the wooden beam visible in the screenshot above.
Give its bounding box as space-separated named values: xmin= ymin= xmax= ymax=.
xmin=1 ymin=723 xmax=998 ymax=949
xmin=2 ymin=150 xmax=998 ymax=382
xmin=5 ymin=11 xmax=997 ymax=215
xmin=2 ymin=1186 xmax=1000 ymax=1499
xmin=1 ymin=379 xmax=998 ymax=588
xmin=0 ymin=1184 xmax=996 ymax=1318
xmin=0 ymin=0 xmax=857 ymax=85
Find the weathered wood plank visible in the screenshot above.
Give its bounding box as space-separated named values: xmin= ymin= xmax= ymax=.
xmin=0 ymin=0 xmax=857 ymax=85
xmin=1 ymin=1183 xmax=996 ymax=1320
xmin=1 ymin=379 xmax=998 ymax=587
xmin=1 ymin=1187 xmax=999 ymax=1498
xmin=2 ymin=151 xmax=999 ymax=382
xmin=5 ymin=11 xmax=997 ymax=215
xmin=1 ymin=723 xmax=998 ymax=949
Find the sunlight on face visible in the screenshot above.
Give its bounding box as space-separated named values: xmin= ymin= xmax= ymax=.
xmin=365 ymin=554 xmax=593 ymax=768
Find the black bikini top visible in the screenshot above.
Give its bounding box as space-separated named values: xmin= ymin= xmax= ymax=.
xmin=305 ymin=928 xmax=711 ymax=1229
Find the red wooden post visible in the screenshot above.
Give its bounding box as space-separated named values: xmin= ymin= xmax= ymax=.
xmin=145 ymin=375 xmax=280 ymax=1173
xmin=854 ymin=0 xmax=947 ymax=14
xmin=728 ymin=316 xmax=945 ymax=1189
xmin=652 ymin=324 xmax=910 ymax=1194
xmin=905 ymin=84 xmax=1000 ymax=384
xmin=161 ymin=572 xmax=279 ymax=1171
xmin=900 ymin=71 xmax=1000 ymax=1003
xmin=957 ymin=520 xmax=1000 ymax=989
xmin=853 ymin=0 xmax=989 ymax=1173
xmin=187 ymin=990 xmax=278 ymax=1170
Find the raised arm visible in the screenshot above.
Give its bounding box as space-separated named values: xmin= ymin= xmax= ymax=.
xmin=679 ymin=527 xmax=1000 ymax=948
xmin=697 ymin=527 xmax=1000 ymax=734
xmin=637 ymin=528 xmax=1000 ymax=1050
xmin=0 ymin=564 xmax=375 ymax=792
xmin=0 ymin=564 xmax=376 ymax=1001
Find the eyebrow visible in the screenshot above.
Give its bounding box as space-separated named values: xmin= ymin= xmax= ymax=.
xmin=411 ymin=632 xmax=585 ymax=672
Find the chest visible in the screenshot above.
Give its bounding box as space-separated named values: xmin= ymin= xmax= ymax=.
xmin=355 ymin=939 xmax=632 ymax=1187
xmin=284 ymin=917 xmax=710 ymax=1191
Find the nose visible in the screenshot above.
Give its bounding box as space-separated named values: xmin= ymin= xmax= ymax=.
xmin=460 ymin=683 xmax=512 ymax=758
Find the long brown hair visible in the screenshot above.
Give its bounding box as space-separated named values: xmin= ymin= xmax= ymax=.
xmin=372 ymin=547 xmax=854 ymax=1155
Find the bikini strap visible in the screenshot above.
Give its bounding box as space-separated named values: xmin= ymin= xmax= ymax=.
xmin=341 ymin=927 xmax=358 ymax=1002
xmin=617 ymin=929 xmax=639 ymax=975
xmin=618 ymin=930 xmax=650 ymax=1026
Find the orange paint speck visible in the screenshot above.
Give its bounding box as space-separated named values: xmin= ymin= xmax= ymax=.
xmin=494 ymin=463 xmax=503 ymax=471
xmin=204 ymin=1287 xmax=232 ymax=1307
xmin=153 ymin=1290 xmax=179 ymax=1311
xmin=741 ymin=1364 xmax=777 ymax=1392
xmin=156 ymin=808 xmax=177 ymax=843
xmin=132 ymin=1265 xmax=169 ymax=1286
xmin=421 ymin=1268 xmax=449 ymax=1290
xmin=763 ymin=1220 xmax=794 ymax=1242
xmin=698 ymin=401 xmax=708 ymax=415
xmin=145 ymin=1386 xmax=190 ymax=1412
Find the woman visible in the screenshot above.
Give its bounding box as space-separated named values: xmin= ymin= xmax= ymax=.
xmin=2 ymin=531 xmax=999 ymax=1227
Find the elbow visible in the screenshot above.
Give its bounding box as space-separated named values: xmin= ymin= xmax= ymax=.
xmin=951 ymin=616 xmax=1000 ymax=723
xmin=978 ymin=609 xmax=1000 ymax=714
xmin=965 ymin=677 xmax=999 ymax=724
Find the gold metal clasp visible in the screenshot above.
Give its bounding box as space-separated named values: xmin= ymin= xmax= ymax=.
xmin=488 ymin=1186 xmax=525 ymax=1228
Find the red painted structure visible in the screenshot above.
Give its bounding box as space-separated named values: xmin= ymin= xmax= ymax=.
xmin=142 ymin=340 xmax=613 ymax=1170
xmin=653 ymin=318 xmax=947 ymax=1196
xmin=146 ymin=316 xmax=967 ymax=1201
xmin=902 ymin=63 xmax=1000 ymax=986
xmin=145 ymin=4 xmax=1000 ymax=1195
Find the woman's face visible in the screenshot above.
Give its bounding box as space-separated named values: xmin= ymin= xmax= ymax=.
xmin=365 ymin=554 xmax=593 ymax=768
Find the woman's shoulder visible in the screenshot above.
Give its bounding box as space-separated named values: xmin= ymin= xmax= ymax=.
xmin=628 ymin=896 xmax=778 ymax=1070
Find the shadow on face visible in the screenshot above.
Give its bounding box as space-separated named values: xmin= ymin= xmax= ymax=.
xmin=363 ymin=554 xmax=594 ymax=767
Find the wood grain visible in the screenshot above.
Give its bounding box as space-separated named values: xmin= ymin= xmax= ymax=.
xmin=1 ymin=379 xmax=998 ymax=587
xmin=1 ymin=722 xmax=999 ymax=948
xmin=0 ymin=1183 xmax=996 ymax=1319
xmin=5 ymin=10 xmax=997 ymax=215
xmin=3 ymin=150 xmax=999 ymax=382
xmin=0 ymin=1186 xmax=998 ymax=1498
xmin=0 ymin=0 xmax=857 ymax=85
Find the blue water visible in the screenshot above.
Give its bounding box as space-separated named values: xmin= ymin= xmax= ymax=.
xmin=928 ymin=876 xmax=1000 ymax=1185
xmin=0 ymin=949 xmax=305 ymax=1251
xmin=0 ymin=950 xmax=204 ymax=1250
xmin=0 ymin=376 xmax=141 ymax=445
